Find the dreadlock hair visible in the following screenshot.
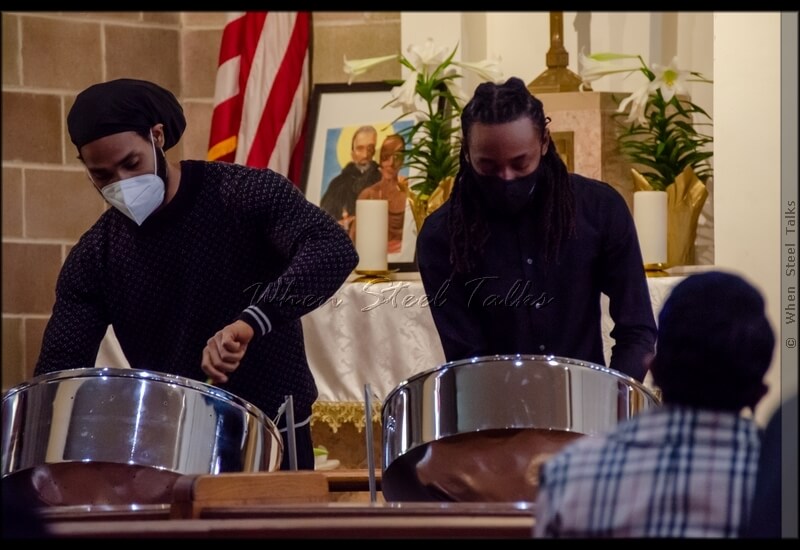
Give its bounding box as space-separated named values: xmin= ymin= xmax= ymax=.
xmin=448 ymin=77 xmax=576 ymax=274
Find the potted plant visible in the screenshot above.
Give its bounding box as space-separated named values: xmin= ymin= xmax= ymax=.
xmin=579 ymin=52 xmax=714 ymax=266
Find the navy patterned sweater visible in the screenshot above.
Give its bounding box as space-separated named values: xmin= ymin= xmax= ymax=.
xmin=35 ymin=160 xmax=359 ymax=422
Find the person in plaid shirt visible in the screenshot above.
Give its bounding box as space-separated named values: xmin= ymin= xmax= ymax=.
xmin=534 ymin=271 xmax=775 ymax=538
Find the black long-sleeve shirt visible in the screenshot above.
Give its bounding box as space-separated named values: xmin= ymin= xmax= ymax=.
xmin=35 ymin=160 xmax=359 ymax=421
xmin=417 ymin=173 xmax=656 ymax=381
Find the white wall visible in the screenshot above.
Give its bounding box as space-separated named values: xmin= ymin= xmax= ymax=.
xmin=475 ymin=12 xmax=549 ymax=86
xmin=400 ymin=12 xmax=462 ymax=62
xmin=677 ymin=12 xmax=715 ymax=125
xmin=401 ymin=12 xmax=712 ymax=112
xmin=713 ymin=12 xmax=784 ymax=423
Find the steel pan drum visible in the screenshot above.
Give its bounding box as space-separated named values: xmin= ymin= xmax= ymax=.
xmin=1 ymin=368 xmax=283 ymax=506
xmin=381 ymin=355 xmax=660 ymax=502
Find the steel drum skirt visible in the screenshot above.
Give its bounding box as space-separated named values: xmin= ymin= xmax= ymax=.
xmin=1 ymin=368 xmax=283 ymax=506
xmin=381 ymin=355 xmax=661 ymax=502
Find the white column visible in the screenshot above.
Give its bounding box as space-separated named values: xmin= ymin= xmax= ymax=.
xmin=713 ymin=12 xmax=784 ymax=424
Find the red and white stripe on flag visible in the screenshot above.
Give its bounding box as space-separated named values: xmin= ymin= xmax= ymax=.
xmin=208 ymin=11 xmax=310 ymax=185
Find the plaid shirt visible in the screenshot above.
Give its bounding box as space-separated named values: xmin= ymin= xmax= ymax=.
xmin=534 ymin=405 xmax=762 ymax=538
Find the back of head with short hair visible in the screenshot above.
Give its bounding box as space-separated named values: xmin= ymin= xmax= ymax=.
xmin=650 ymin=271 xmax=775 ymax=412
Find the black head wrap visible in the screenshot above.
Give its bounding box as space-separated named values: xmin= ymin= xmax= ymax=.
xmin=67 ymin=78 xmax=186 ymax=152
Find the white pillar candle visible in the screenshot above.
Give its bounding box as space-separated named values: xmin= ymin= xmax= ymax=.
xmin=633 ymin=190 xmax=668 ymax=266
xmin=355 ymin=199 xmax=388 ymax=272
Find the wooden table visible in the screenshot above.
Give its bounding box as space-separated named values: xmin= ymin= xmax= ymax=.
xmin=37 ymin=470 xmax=536 ymax=538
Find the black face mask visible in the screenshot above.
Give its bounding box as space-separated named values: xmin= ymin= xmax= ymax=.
xmin=469 ymin=165 xmax=540 ymax=216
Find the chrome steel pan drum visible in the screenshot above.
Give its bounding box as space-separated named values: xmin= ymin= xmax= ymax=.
xmin=381 ymin=355 xmax=660 ymax=502
xmin=1 ymin=368 xmax=283 ymax=506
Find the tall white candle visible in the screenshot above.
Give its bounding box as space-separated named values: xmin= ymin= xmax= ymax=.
xmin=633 ymin=190 xmax=668 ymax=266
xmin=355 ymin=199 xmax=388 ymax=271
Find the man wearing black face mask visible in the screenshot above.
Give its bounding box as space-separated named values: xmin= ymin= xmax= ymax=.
xmin=416 ymin=77 xmax=656 ymax=382
xmin=470 ymin=166 xmax=541 ymax=216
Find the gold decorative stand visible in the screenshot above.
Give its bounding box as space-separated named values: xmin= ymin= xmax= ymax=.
xmin=528 ymin=12 xmax=586 ymax=95
xmin=353 ymin=269 xmax=395 ymax=283
xmin=644 ymin=263 xmax=670 ymax=278
xmin=632 ymin=167 xmax=708 ymax=267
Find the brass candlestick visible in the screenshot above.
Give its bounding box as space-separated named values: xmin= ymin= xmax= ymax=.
xmin=353 ymin=269 xmax=396 ymax=283
xmin=528 ymin=12 xmax=587 ymax=94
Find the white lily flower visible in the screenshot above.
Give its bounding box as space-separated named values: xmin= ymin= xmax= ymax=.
xmin=444 ymin=78 xmax=470 ymax=108
xmin=648 ymin=56 xmax=689 ymax=103
xmin=579 ymin=50 xmax=713 ymax=193
xmin=578 ymin=52 xmax=640 ymax=86
xmin=413 ymin=109 xmax=433 ymax=125
xmin=343 ymin=54 xmax=398 ymax=85
xmin=453 ymin=56 xmax=504 ymax=83
xmin=436 ymin=67 xmax=468 ymax=108
xmin=578 ymin=52 xmax=612 ymax=83
xmin=617 ymin=84 xmax=651 ymax=125
xmin=407 ymin=38 xmax=451 ymax=73
xmin=387 ymin=71 xmax=420 ymax=113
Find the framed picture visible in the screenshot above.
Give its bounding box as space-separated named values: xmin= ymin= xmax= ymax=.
xmin=301 ymin=82 xmax=417 ymax=272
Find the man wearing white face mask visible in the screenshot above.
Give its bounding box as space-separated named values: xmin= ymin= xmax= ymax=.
xmin=34 ymin=78 xmax=359 ymax=471
xmin=92 ymin=129 xmax=165 ymax=225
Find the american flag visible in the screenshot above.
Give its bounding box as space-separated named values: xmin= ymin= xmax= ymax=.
xmin=208 ymin=12 xmax=310 ymax=185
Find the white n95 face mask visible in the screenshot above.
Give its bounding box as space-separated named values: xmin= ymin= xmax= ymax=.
xmin=100 ymin=132 xmax=165 ymax=225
